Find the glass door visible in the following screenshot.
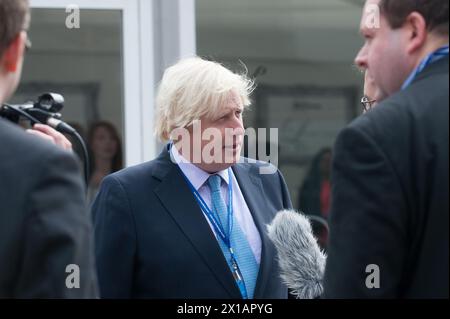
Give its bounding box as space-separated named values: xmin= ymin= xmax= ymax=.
xmin=13 ymin=0 xmax=156 ymax=166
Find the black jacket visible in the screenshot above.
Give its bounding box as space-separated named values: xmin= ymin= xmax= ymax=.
xmin=323 ymin=57 xmax=449 ymax=298
xmin=0 ymin=119 xmax=98 ymax=298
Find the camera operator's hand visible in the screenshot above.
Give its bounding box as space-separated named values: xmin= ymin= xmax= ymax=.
xmin=27 ymin=123 xmax=73 ymax=151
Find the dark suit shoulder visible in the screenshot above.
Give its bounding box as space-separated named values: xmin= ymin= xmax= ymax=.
xmin=107 ymin=157 xmax=168 ymax=183
xmin=345 ymin=62 xmax=448 ymax=151
xmin=238 ymin=157 xmax=281 ymax=177
xmin=0 ymin=120 xmax=81 ymax=204
xmin=0 ymin=119 xmax=76 ymax=165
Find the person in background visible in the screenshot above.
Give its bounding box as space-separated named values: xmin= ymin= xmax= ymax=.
xmin=360 ymin=69 xmax=379 ymax=112
xmin=87 ymin=121 xmax=123 ymax=205
xmin=298 ymin=148 xmax=332 ymax=220
xmin=297 ymin=148 xmax=332 ymax=251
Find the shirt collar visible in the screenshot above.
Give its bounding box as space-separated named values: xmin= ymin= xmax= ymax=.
xmin=170 ymin=143 xmax=229 ymax=190
xmin=402 ymin=44 xmax=449 ymax=90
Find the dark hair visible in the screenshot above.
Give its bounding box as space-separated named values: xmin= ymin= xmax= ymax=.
xmin=88 ymin=121 xmax=123 ymax=173
xmin=297 ymin=147 xmax=332 ymax=216
xmin=380 ymin=0 xmax=449 ymax=36
xmin=0 ymin=0 xmax=30 ymax=57
xmin=306 ymin=148 xmax=332 ymax=181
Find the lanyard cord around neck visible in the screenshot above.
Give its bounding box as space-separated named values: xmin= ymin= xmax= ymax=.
xmin=402 ymin=45 xmax=449 ymax=90
xmin=182 ymin=169 xmax=234 ymax=249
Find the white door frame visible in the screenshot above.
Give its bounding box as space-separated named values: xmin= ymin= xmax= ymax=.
xmin=30 ymin=0 xmax=156 ymax=166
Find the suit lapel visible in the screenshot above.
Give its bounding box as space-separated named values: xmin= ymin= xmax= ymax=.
xmin=153 ymin=150 xmax=241 ymax=298
xmin=232 ymin=164 xmax=277 ymax=299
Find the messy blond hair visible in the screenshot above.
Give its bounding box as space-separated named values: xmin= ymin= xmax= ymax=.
xmin=154 ymin=57 xmax=255 ymax=142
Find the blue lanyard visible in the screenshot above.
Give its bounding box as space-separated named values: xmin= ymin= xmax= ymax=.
xmin=182 ymin=169 xmax=234 ymax=248
xmin=170 ymin=142 xmax=248 ymax=298
xmin=178 ymin=163 xmax=249 ymax=299
xmin=402 ymin=45 xmax=449 ymax=89
xmin=168 ymin=141 xmax=234 ymax=245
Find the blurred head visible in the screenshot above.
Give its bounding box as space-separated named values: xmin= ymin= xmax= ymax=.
xmin=361 ymin=69 xmax=380 ymax=112
xmin=318 ymin=149 xmax=332 ymax=179
xmin=364 ymin=70 xmax=378 ymax=103
xmin=88 ymin=121 xmax=123 ymax=172
xmin=0 ymin=0 xmax=30 ymax=103
xmin=304 ymin=148 xmax=333 ymax=184
xmin=355 ymin=0 xmax=449 ymax=102
xmin=155 ymin=57 xmax=255 ymax=173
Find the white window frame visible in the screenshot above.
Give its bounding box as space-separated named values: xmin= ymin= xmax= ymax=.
xmin=30 ymin=0 xmax=155 ymax=166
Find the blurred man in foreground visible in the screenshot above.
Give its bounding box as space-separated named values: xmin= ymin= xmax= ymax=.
xmin=323 ymin=0 xmax=448 ymax=298
xmin=0 ymin=0 xmax=97 ymax=298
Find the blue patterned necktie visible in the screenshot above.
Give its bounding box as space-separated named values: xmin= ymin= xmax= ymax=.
xmin=207 ymin=174 xmax=259 ymax=299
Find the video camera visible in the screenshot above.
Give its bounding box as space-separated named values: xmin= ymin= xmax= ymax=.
xmin=0 ymin=93 xmax=75 ymax=134
xmin=1 ymin=93 xmax=89 ymax=185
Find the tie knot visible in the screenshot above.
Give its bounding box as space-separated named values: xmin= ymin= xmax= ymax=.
xmin=208 ymin=174 xmax=222 ymax=192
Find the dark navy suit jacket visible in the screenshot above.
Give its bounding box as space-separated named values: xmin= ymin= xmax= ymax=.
xmin=323 ymin=57 xmax=449 ymax=298
xmin=0 ymin=118 xmax=98 ymax=298
xmin=93 ymin=147 xmax=292 ymax=298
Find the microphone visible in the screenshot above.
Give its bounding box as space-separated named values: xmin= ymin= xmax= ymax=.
xmin=267 ymin=209 xmax=326 ymax=299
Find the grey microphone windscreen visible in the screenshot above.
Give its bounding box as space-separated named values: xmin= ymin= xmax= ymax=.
xmin=267 ymin=209 xmax=326 ymax=299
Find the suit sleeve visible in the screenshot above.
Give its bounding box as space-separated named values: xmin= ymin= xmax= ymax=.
xmin=92 ymin=174 xmax=136 ymax=298
xmin=14 ymin=149 xmax=98 ymax=298
xmin=322 ymin=126 xmax=408 ymax=298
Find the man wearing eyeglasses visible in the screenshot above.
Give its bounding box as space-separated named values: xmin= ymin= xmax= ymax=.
xmin=360 ymin=69 xmax=379 ymax=112
xmin=323 ymin=0 xmax=448 ymax=298
xmin=0 ymin=0 xmax=98 ymax=298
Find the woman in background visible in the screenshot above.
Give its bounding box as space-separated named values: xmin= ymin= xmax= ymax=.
xmin=87 ymin=121 xmax=123 ymax=205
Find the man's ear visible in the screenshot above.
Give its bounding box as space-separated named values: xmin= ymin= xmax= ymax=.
xmin=404 ymin=12 xmax=427 ymax=55
xmin=0 ymin=32 xmax=26 ymax=73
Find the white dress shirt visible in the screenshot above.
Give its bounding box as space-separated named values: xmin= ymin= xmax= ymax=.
xmin=171 ymin=145 xmax=262 ymax=264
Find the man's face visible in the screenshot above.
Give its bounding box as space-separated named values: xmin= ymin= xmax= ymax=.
xmin=355 ymin=0 xmax=415 ymax=101
xmin=186 ymin=90 xmax=245 ymax=173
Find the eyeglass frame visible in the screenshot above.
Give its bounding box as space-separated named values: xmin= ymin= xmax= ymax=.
xmin=1 ymin=30 xmax=32 ymax=54
xmin=361 ymin=95 xmax=376 ymax=112
xmin=23 ymin=30 xmax=32 ymax=51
